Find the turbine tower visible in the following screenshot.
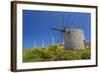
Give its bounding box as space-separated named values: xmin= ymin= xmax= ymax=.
xmin=52 ymin=37 xmax=54 ymax=45
xmin=42 ymin=40 xmax=45 ymax=47
xmin=33 ymin=41 xmax=36 ymax=48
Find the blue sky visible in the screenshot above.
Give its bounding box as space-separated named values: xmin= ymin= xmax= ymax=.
xmin=23 ymin=10 xmax=91 ymax=49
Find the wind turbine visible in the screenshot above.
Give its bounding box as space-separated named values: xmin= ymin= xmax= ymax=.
xmin=52 ymin=36 xmax=55 ymax=45
xmin=33 ymin=40 xmax=36 ymax=48
xmin=42 ymin=40 xmax=45 ymax=47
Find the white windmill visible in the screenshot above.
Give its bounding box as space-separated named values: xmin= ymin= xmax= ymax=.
xmin=51 ymin=14 xmax=85 ymax=50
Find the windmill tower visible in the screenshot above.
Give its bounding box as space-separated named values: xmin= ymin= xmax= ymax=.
xmin=63 ymin=28 xmax=85 ymax=50
xmin=51 ymin=14 xmax=85 ymax=50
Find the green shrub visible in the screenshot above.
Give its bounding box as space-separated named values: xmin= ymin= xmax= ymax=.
xmin=23 ymin=45 xmax=91 ymax=62
xmin=23 ymin=48 xmax=42 ymax=62
xmin=39 ymin=48 xmax=55 ymax=61
xmin=81 ymin=48 xmax=91 ymax=59
xmin=60 ymin=50 xmax=81 ymax=60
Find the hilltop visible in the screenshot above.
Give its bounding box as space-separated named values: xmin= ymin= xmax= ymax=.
xmin=23 ymin=44 xmax=91 ymax=62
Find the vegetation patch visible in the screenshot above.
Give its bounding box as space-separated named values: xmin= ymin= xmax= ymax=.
xmin=23 ymin=45 xmax=91 ymax=62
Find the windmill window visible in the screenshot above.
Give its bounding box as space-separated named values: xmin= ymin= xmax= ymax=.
xmin=67 ymin=31 xmax=70 ymax=34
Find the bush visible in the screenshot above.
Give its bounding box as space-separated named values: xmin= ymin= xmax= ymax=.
xmin=39 ymin=48 xmax=55 ymax=61
xmin=48 ymin=45 xmax=64 ymax=60
xmin=60 ymin=50 xmax=81 ymax=60
xmin=23 ymin=48 xmax=42 ymax=62
xmin=81 ymin=48 xmax=91 ymax=59
xmin=23 ymin=45 xmax=91 ymax=62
